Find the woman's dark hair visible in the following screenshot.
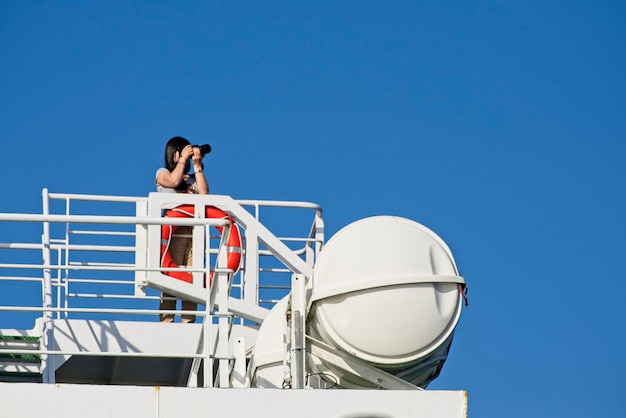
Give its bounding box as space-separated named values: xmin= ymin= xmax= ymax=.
xmin=164 ymin=136 xmax=191 ymax=173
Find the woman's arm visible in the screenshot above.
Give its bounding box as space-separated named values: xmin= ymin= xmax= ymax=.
xmin=156 ymin=145 xmax=193 ymax=188
xmin=192 ymin=148 xmax=209 ymax=195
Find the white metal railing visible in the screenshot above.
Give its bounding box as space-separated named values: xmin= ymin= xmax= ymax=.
xmin=0 ymin=188 xmax=323 ymax=387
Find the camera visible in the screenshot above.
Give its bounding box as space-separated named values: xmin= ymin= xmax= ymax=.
xmin=193 ymin=144 xmax=212 ymax=156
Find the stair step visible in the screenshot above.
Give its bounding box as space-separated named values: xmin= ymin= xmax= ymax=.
xmin=0 ymin=335 xmax=41 ymax=360
xmin=0 ymin=339 xmax=40 ymax=351
xmin=0 ymin=372 xmax=43 ymax=382
xmin=0 ymin=335 xmax=40 ymax=344
xmin=0 ymin=334 xmax=42 ymax=380
xmin=0 ymin=362 xmax=41 ymax=373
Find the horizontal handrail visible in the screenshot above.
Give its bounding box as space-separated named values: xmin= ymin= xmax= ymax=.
xmin=48 ymin=192 xmax=148 ymax=203
xmin=0 ymin=263 xmax=221 ymax=273
xmin=236 ymin=199 xmax=322 ymax=213
xmin=0 ymin=348 xmax=212 ymax=359
xmin=45 ymin=192 xmax=322 ymax=213
xmin=0 ymin=213 xmax=230 ymax=226
xmin=0 ymin=243 xmax=135 ymax=252
xmin=0 ymin=306 xmax=206 ymax=316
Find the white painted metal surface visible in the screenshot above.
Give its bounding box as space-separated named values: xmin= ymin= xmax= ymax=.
xmin=0 ymin=189 xmax=468 ymax=417
xmin=0 ymin=383 xmax=468 ymax=418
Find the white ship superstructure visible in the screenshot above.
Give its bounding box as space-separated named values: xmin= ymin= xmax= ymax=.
xmin=0 ymin=189 xmax=468 ymax=417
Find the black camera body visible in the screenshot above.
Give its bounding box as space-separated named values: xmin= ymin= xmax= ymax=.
xmin=193 ymin=144 xmax=211 ymax=155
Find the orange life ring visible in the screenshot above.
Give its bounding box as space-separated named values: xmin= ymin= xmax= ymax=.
xmin=160 ymin=204 xmax=242 ymax=285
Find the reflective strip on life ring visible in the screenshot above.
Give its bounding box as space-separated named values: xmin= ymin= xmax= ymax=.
xmin=160 ymin=204 xmax=242 ymax=285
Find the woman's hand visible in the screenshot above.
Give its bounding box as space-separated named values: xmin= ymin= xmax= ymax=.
xmin=180 ymin=145 xmax=194 ymax=163
xmin=191 ymin=146 xmax=203 ymax=165
xmin=191 ymin=146 xmax=208 ymax=194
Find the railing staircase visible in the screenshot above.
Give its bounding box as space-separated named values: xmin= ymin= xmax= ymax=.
xmin=0 ymin=190 xmax=323 ymax=387
xmin=0 ymin=333 xmax=42 ymax=383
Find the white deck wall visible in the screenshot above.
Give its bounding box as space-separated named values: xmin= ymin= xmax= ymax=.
xmin=0 ymin=383 xmax=467 ymax=418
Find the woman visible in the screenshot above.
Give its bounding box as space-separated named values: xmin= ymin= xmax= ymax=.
xmin=155 ymin=136 xmax=208 ymax=323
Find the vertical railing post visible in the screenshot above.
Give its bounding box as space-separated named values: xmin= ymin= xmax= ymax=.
xmin=231 ymin=336 xmax=247 ymax=387
xmin=216 ymin=223 xmax=231 ymax=387
xmin=204 ymin=224 xmax=214 ymax=388
xmin=40 ymin=188 xmax=55 ymax=383
xmin=63 ymin=196 xmax=71 ymax=319
xmin=290 ymin=273 xmax=306 ymax=388
xmin=243 ymin=204 xmax=260 ymax=307
xmin=315 ymin=211 xmax=324 ymax=256
xmin=134 ymin=199 xmax=149 ymax=297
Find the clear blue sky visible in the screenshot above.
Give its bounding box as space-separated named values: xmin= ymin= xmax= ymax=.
xmin=1 ymin=1 xmax=625 ymax=417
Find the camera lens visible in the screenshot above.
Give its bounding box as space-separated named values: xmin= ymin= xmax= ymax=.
xmin=198 ymin=144 xmax=211 ymax=155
